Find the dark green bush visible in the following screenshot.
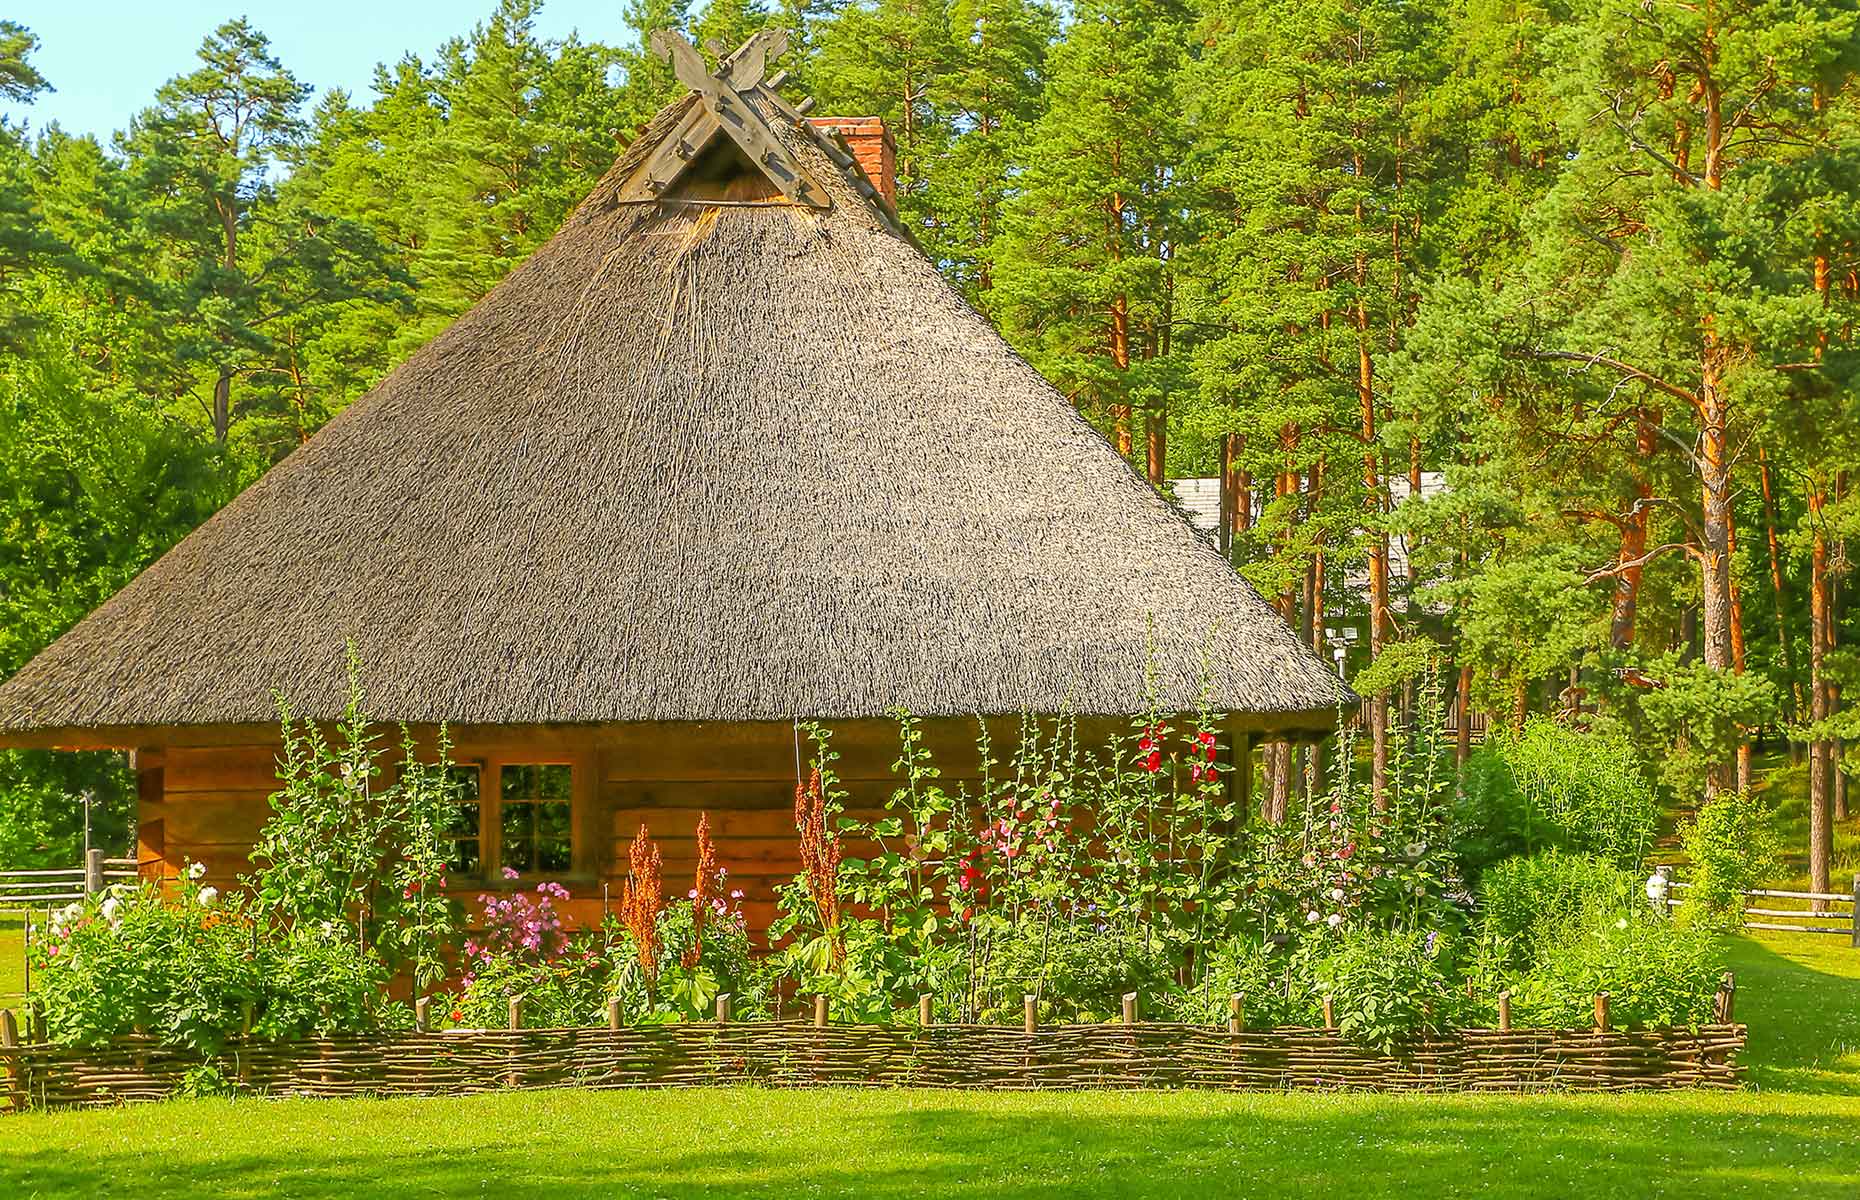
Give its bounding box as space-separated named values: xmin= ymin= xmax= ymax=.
xmin=1478 ymin=850 xmax=1639 ymax=966
xmin=1456 ymin=719 xmax=1658 ymax=875
xmin=1172 ymin=938 xmax=1319 ymax=1028
xmin=1310 ymin=928 xmax=1457 ymax=1051
xmin=1508 ymin=911 xmax=1721 ymax=1029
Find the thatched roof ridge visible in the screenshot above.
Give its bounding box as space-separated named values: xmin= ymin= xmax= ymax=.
xmin=0 ymin=79 xmax=1350 ymax=742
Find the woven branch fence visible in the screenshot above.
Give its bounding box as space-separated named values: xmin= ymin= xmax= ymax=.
xmin=0 ymin=1013 xmax=1744 ymax=1110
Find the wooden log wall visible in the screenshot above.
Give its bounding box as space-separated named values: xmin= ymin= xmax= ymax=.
xmin=0 ymin=1020 xmax=1746 ymax=1109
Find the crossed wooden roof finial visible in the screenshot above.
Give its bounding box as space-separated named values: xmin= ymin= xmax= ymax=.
xmin=617 ymin=30 xmax=831 ymax=210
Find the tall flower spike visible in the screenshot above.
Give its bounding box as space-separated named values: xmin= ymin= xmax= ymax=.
xmin=685 ymin=811 xmax=719 ymax=969
xmin=621 ymin=823 xmax=663 ymax=988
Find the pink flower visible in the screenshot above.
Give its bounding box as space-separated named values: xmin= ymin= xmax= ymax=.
xmin=502 ymin=867 xmax=520 ymax=881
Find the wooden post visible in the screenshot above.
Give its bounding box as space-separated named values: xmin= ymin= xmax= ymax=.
xmin=238 ymin=1000 xmax=255 ymax=1087
xmin=1593 ymin=993 xmax=1610 ymax=1032
xmin=1121 ymin=992 xmax=1138 ymax=1026
xmin=1713 ymin=972 xmax=1737 ymax=1023
xmin=508 ymin=994 xmax=523 ymax=1031
xmin=1228 ymin=993 xmax=1243 ymax=1034
xmin=716 ymin=993 xmax=732 ymax=1024
xmin=84 ymin=848 xmax=104 ymax=897
xmin=607 ymin=998 xmax=623 ymax=1030
xmin=1497 ymin=991 xmax=1512 ymax=1032
xmin=414 ymin=996 xmax=430 ymax=1034
xmin=1322 ymin=996 xmax=1336 ymax=1031
xmin=0 ymin=1009 xmax=23 ymax=1112
xmin=1852 ymin=876 xmax=1859 ymax=948
xmin=1023 ymin=994 xmax=1037 ymax=1034
xmin=813 ymin=994 xmax=828 ymax=1028
xmin=919 ymin=995 xmax=934 ymax=1027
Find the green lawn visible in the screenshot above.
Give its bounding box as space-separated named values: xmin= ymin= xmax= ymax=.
xmin=0 ymin=928 xmax=1856 ymax=1198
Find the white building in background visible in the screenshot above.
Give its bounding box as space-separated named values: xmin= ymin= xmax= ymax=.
xmin=1168 ymin=471 xmax=1448 ymax=598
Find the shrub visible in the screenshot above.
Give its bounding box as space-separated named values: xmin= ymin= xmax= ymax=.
xmin=30 ymin=875 xmax=392 ymax=1050
xmin=1310 ymin=928 xmax=1457 ymax=1050
xmin=1508 ymin=911 xmax=1722 ymax=1029
xmin=1478 ymin=850 xmax=1638 ymax=965
xmin=1481 ymin=718 xmax=1659 ymax=867
xmin=1451 ymin=745 xmax=1537 ymax=882
xmin=1677 ymin=791 xmax=1782 ymax=932
xmin=452 ymin=936 xmax=612 ymax=1028
xmin=975 ymin=916 xmax=1174 ymax=1024
xmin=1172 ymin=938 xmax=1318 ymax=1028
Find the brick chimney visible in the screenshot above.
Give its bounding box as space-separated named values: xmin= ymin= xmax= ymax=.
xmin=807 ymin=117 xmax=896 ymax=212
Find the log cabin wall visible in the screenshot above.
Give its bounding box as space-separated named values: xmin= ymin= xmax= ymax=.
xmin=131 ymin=718 xmax=1005 ymax=937
xmin=132 ymin=715 xmax=1263 ymax=938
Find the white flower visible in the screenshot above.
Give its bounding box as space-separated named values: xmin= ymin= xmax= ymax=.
xmin=1326 ymin=913 xmax=1343 ymax=928
xmin=186 ymin=861 xmax=207 ymax=881
xmin=1645 ymin=873 xmax=1669 ymax=903
xmin=1614 ymin=917 xmax=1627 ymax=930
xmin=197 ymin=886 xmax=219 ymax=908
xmin=1306 ymin=910 xmax=1320 ymax=923
xmin=100 ymin=896 xmax=121 ymax=923
xmin=1329 ymin=887 xmax=1345 ymax=902
xmin=319 ymin=920 xmax=335 ymax=936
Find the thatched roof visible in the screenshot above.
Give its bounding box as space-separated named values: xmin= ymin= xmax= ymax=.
xmin=0 ymin=37 xmax=1349 ymax=744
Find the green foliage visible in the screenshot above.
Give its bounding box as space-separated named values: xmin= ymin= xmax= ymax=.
xmin=1173 ymin=938 xmax=1317 ymax=1029
xmin=1678 ymin=791 xmax=1783 ymax=932
xmin=1508 ymin=912 xmax=1722 ymax=1031
xmin=974 ymin=917 xmax=1174 ymax=1024
xmin=248 ymin=646 xmax=463 ymax=990
xmin=27 ymin=875 xmax=392 ymax=1051
xmin=1477 ymin=850 xmax=1638 ymax=967
xmin=1311 ymin=928 xmax=1458 ymax=1051
xmin=1481 ymin=718 xmax=1659 ymax=867
xmin=1637 ymin=662 xmax=1781 ymax=802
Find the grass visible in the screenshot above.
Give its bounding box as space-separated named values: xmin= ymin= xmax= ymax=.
xmin=1 ymin=914 xmax=24 ymax=1010
xmin=1 ymin=1086 xmax=1858 ymax=1199
xmin=0 ymin=928 xmax=1855 ymax=1198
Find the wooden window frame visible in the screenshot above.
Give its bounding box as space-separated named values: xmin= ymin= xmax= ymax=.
xmin=447 ymin=746 xmax=595 ymax=886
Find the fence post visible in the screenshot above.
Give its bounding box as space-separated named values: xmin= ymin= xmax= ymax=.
xmin=813 ymin=995 xmax=828 ymax=1028
xmin=607 ymin=999 xmax=622 ymax=1031
xmin=1593 ymin=993 xmax=1610 ymax=1033
xmin=1228 ymin=993 xmax=1243 ymax=1034
xmin=1121 ymin=992 xmax=1138 ymax=1026
xmin=1497 ymin=991 xmax=1512 ymax=1032
xmin=1713 ymin=972 xmax=1737 ymax=1023
xmin=919 ymin=995 xmax=934 ymax=1027
xmin=1321 ymin=996 xmax=1336 ymax=1032
xmin=0 ymin=1009 xmax=23 ymax=1111
xmin=508 ymin=995 xmax=523 ymax=1031
xmin=716 ymin=993 xmax=732 ymax=1024
xmin=1852 ymin=876 xmax=1859 ymax=949
xmin=84 ymin=848 xmax=104 ymax=897
xmin=1023 ymin=995 xmax=1037 ymax=1034
xmin=414 ymin=996 xmax=430 ymax=1034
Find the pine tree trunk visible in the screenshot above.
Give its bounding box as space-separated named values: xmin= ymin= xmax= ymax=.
xmin=1145 ymin=408 xmax=1166 ymax=485
xmin=1611 ymin=409 xmax=1658 ymax=649
xmin=1697 ymin=348 xmax=1737 ymax=797
xmin=1357 ymin=293 xmax=1390 ymax=807
xmin=1809 ymin=484 xmax=1834 ymax=907
xmin=1758 ymin=445 xmax=1805 ymax=742
xmin=1456 ymin=662 xmax=1474 ymax=766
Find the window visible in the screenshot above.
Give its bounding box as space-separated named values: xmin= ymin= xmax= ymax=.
xmin=498 ymin=763 xmax=573 ymax=874
xmin=444 ymin=766 xmax=482 ymax=876
xmin=438 ymin=759 xmax=578 ymax=883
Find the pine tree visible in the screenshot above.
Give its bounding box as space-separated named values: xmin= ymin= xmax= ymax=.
xmin=992 ymin=0 xmax=1190 ymax=476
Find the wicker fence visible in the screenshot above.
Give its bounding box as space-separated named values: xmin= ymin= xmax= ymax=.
xmin=0 ymin=1005 xmax=1745 ymax=1110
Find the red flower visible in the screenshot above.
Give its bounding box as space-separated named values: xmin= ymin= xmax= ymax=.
xmin=1144 ymin=749 xmax=1162 ymax=773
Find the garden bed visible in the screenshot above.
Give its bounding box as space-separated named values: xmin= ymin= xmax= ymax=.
xmin=0 ymin=1018 xmax=1745 ymax=1109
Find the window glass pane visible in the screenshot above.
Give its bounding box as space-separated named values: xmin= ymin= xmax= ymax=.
xmin=446 ymin=766 xmax=481 ymax=803
xmin=501 ymin=800 xmax=532 ymax=842
xmin=500 ymin=764 xmax=536 ymax=801
xmin=447 ymin=838 xmax=481 ymax=876
xmin=539 ymin=764 xmax=572 ymax=801
xmin=503 ymin=836 xmax=536 ymax=874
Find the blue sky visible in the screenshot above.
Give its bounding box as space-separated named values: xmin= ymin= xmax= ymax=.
xmin=3 ymin=2 xmax=634 ymax=142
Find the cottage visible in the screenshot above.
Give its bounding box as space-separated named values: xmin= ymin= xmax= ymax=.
xmin=0 ymin=32 xmax=1346 ymax=933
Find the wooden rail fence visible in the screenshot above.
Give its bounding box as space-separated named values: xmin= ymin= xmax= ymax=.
xmin=0 ymin=1000 xmax=1744 ymax=1110
xmin=1661 ymin=875 xmax=1859 ymax=944
xmin=0 ymin=851 xmax=137 ymax=908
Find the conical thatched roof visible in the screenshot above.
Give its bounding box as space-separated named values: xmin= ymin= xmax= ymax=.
xmin=0 ymin=37 xmax=1348 ymax=744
